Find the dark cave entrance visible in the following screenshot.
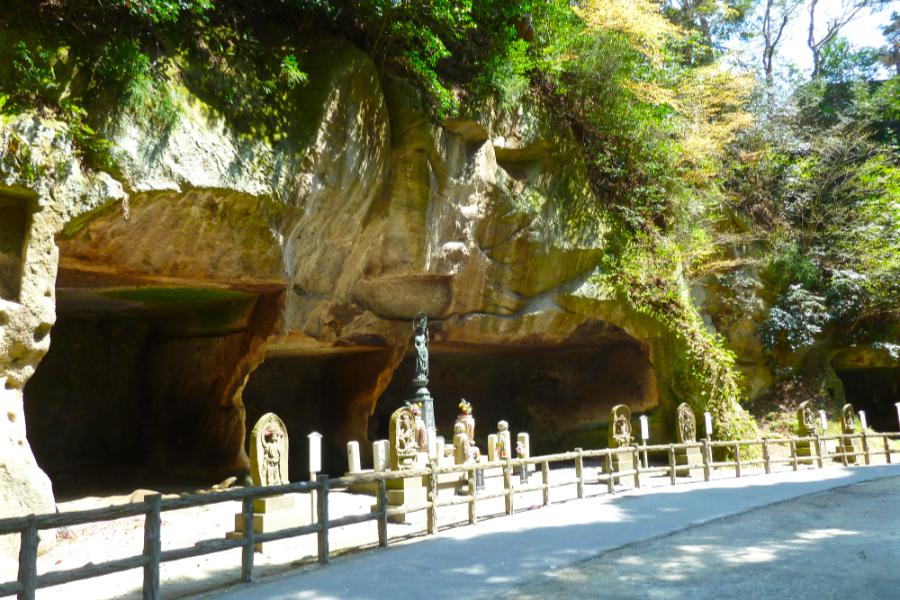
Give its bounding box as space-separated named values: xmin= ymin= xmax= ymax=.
xmin=370 ymin=339 xmax=658 ymax=457
xmin=241 ymin=347 xmax=397 ymax=481
xmin=836 ymin=368 xmax=900 ymax=432
xmin=24 ymin=281 xmax=282 ymax=498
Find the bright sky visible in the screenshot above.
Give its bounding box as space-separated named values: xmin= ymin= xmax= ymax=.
xmin=777 ymin=1 xmax=900 ymax=73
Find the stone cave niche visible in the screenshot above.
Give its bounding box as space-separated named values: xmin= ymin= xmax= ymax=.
xmin=0 ymin=190 xmax=32 ymax=302
xmin=371 ymin=338 xmax=659 ymax=456
xmin=24 ymin=278 xmax=281 ymax=497
xmin=242 ymin=346 xmax=397 ymax=480
xmin=835 ymin=367 xmax=900 ymax=432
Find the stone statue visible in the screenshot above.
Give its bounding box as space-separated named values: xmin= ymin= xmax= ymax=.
xmin=413 ymin=312 xmax=429 ymax=383
xmin=841 ymin=403 xmax=856 ymax=434
xmin=249 ymin=413 xmax=289 ymax=486
xmin=453 ymin=421 xmax=470 ymax=464
xmin=608 ymin=404 xmax=633 ymax=448
xmin=390 ymin=405 xmax=418 ymax=470
xmin=456 ymin=398 xmax=475 ymax=444
xmin=496 ymin=420 xmax=510 ymax=459
xmin=409 ymin=401 xmax=428 ymax=451
xmin=676 ymin=403 xmax=697 ymax=443
xmin=797 ymin=400 xmax=818 ymax=435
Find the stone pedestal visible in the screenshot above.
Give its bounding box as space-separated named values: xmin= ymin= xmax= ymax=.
xmin=603 ymin=451 xmax=635 ymax=484
xmin=228 ymin=494 xmax=311 ymax=552
xmin=838 ymin=436 xmax=860 ymax=464
xmin=796 ymin=439 xmax=819 ymax=465
xmin=675 ymin=446 xmax=704 ymax=477
xmin=371 ymin=474 xmax=428 ymax=523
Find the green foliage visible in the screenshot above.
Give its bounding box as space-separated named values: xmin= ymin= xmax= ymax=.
xmin=759 ymin=284 xmax=830 ymax=353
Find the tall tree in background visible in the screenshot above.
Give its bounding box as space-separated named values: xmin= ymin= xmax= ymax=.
xmin=880 ymin=12 xmax=900 ymax=75
xmin=760 ymin=0 xmax=803 ymax=86
xmin=807 ymin=0 xmax=890 ymax=78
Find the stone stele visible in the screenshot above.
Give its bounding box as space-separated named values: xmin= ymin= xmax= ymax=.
xmin=390 ymin=405 xmax=418 ymax=470
xmin=605 ymin=404 xmax=635 ymax=480
xmin=249 ymin=412 xmax=289 ymax=487
xmin=838 ymin=403 xmax=859 ymax=464
xmin=796 ymin=400 xmax=820 ymax=464
xmin=231 ymin=412 xmax=308 ymax=551
xmin=674 ymin=403 xmax=702 ymax=477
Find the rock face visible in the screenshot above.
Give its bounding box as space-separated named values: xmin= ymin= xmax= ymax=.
xmin=1 ymin=40 xmax=699 ymax=548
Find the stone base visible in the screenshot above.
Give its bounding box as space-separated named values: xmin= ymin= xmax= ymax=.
xmin=675 ymin=446 xmax=704 ymax=477
xmin=227 ymin=493 xmax=311 ymax=552
xmin=603 ymin=450 xmax=635 ymax=484
xmin=838 ymin=438 xmax=861 ymax=464
xmin=796 ymin=441 xmax=819 ymax=465
xmin=370 ymin=473 xmax=427 ymax=524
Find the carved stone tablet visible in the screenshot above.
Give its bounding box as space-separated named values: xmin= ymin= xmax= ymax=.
xmin=250 ymin=413 xmax=289 ymax=487
xmin=841 ymin=403 xmax=856 ymax=434
xmin=608 ymin=404 xmax=633 ymax=448
xmin=676 ymin=403 xmax=697 ymax=443
xmin=390 ymin=406 xmax=418 ymax=470
xmin=797 ymin=400 xmax=818 ymax=435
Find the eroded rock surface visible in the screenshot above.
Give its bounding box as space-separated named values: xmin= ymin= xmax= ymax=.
xmin=1 ymin=40 xmax=694 ymax=546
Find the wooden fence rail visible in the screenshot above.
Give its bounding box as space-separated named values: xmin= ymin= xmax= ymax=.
xmin=2 ymin=431 xmax=898 ymax=600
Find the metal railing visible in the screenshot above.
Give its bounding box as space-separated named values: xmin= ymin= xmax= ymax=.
xmin=1 ymin=430 xmax=897 ymax=600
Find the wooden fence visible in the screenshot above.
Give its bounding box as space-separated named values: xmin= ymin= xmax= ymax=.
xmin=1 ymin=430 xmax=898 ymax=600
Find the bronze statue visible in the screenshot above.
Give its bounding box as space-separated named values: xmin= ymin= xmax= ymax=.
xmin=413 ymin=312 xmax=429 ymax=383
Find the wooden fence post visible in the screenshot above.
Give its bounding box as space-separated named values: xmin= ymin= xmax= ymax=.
xmin=467 ymin=468 xmax=478 ymax=525
xmin=427 ymin=463 xmax=439 ymax=534
xmin=143 ymin=494 xmax=161 ymax=600
xmin=503 ymin=459 xmax=513 ymax=515
xmin=762 ymin=438 xmax=771 ymax=474
xmin=668 ymin=445 xmax=676 ymax=485
xmin=632 ymin=446 xmax=641 ymax=489
xmin=605 ymin=451 xmax=615 ymax=495
xmin=541 ymin=461 xmax=550 ymax=506
xmin=17 ymin=517 xmax=38 ymax=600
xmin=790 ymin=439 xmax=798 ymax=471
xmin=701 ymin=439 xmax=710 ymax=482
xmin=575 ymin=448 xmax=585 ymax=499
xmin=884 ymin=435 xmax=892 ymax=464
xmin=734 ymin=443 xmax=742 ymax=478
xmin=862 ymin=431 xmax=871 ymax=465
xmin=317 ymin=476 xmax=330 ymax=565
xmin=815 ymin=434 xmax=824 ymax=469
xmin=377 ymin=478 xmax=388 ymax=547
xmin=240 ymin=496 xmax=254 ymax=583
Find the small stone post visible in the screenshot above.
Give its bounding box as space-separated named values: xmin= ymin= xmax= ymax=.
xmin=487 ymin=434 xmax=498 ymax=461
xmin=819 ymin=410 xmax=828 ymax=432
xmin=704 ymin=412 xmax=713 ymax=439
xmin=639 ymin=415 xmax=649 ymax=469
xmin=347 ymin=441 xmax=361 ymax=473
xmin=895 ymin=402 xmax=900 ymax=431
xmin=309 ymin=431 xmax=322 ymax=520
xmin=372 ymin=440 xmax=389 ymax=471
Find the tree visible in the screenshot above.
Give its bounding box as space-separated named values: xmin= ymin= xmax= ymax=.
xmin=760 ymin=0 xmax=803 ymax=86
xmin=879 ymin=12 xmax=900 ymax=75
xmin=807 ymin=0 xmax=889 ymax=79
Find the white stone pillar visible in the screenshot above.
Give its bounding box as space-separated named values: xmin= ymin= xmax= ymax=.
xmin=859 ymin=410 xmax=868 ymax=431
xmin=373 ymin=439 xmax=389 ymax=472
xmin=436 ymin=436 xmax=445 ymax=463
xmin=704 ymin=412 xmax=713 ymax=439
xmin=346 ymin=441 xmax=361 ymax=473
xmin=487 ymin=434 xmax=498 ymax=461
xmin=819 ymin=410 xmax=828 ymax=432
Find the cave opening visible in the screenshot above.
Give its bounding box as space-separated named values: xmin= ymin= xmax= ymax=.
xmin=836 ymin=368 xmax=900 ymax=432
xmin=242 ymin=347 xmax=397 ymax=481
xmin=24 ymin=279 xmax=282 ymax=499
xmin=370 ymin=339 xmax=658 ymax=457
